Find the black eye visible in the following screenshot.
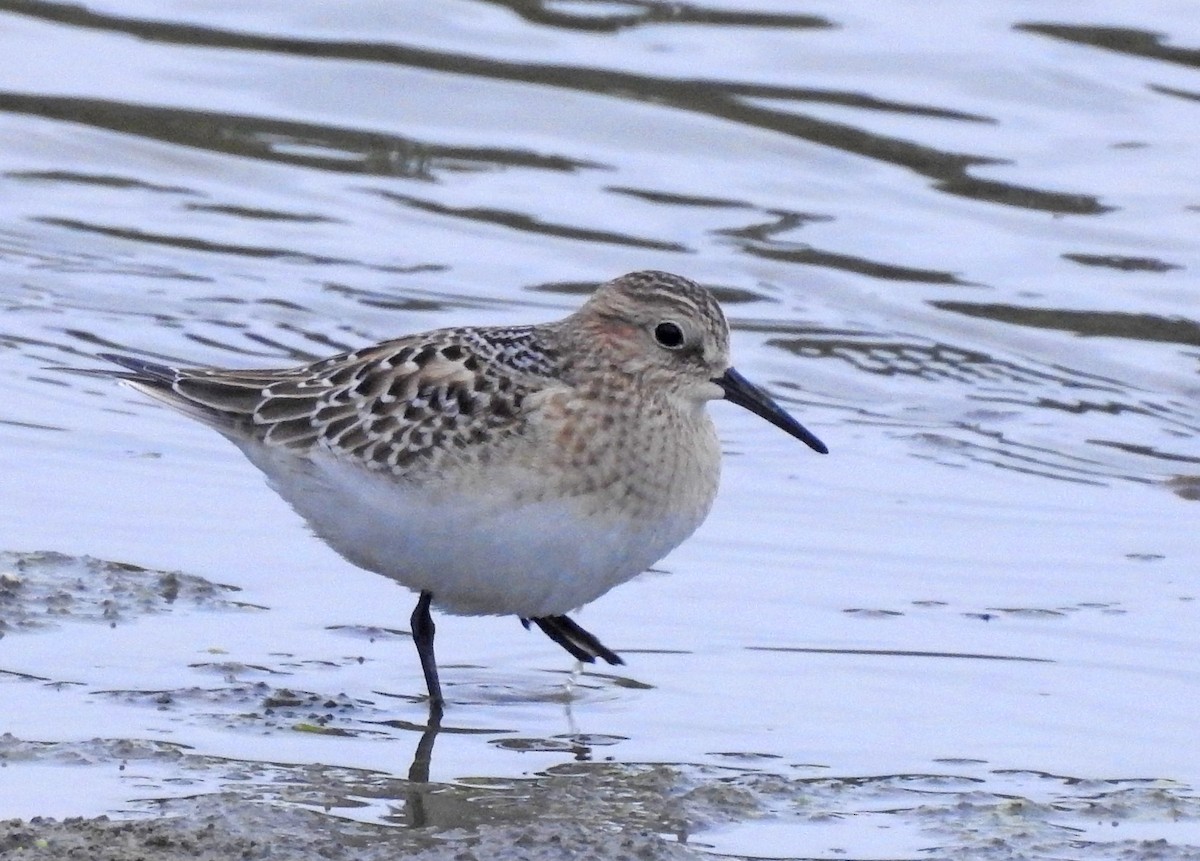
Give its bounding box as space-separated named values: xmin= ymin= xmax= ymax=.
xmin=654 ymin=321 xmax=685 ymax=349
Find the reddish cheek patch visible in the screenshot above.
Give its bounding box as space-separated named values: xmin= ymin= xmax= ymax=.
xmin=591 ymin=319 xmax=640 ymax=348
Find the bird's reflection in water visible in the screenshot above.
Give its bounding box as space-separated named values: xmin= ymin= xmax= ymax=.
xmin=407 ymin=701 xmax=444 ymax=784
xmin=391 ymin=696 xmax=604 ymax=828
xmin=404 ymin=703 xmax=442 ymax=827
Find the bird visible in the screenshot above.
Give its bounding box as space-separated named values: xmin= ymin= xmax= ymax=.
xmin=94 ymin=270 xmax=827 ymax=710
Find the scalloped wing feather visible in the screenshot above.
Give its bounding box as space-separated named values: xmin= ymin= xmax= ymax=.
xmin=100 ymin=325 xmax=559 ymax=475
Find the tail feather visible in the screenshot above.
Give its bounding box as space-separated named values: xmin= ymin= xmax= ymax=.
xmin=94 ymin=352 xmax=177 ymax=382
xmin=96 ymin=352 xmax=249 ymax=430
xmin=84 ymin=352 xmax=331 ymax=450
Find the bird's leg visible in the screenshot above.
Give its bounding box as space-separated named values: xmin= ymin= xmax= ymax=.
xmin=411 ymin=591 xmax=444 ymax=709
xmin=527 ymin=615 xmax=624 ymax=666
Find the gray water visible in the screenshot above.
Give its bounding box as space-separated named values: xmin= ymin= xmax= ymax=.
xmin=1 ymin=1 xmax=1198 ymax=858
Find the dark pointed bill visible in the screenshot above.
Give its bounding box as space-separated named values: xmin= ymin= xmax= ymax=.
xmin=714 ymin=367 xmax=828 ymax=454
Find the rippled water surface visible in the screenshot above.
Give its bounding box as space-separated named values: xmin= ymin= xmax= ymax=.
xmin=2 ymin=1 xmax=1198 ymax=858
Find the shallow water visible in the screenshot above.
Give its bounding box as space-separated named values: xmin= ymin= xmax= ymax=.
xmin=1 ymin=1 xmax=1198 ymax=858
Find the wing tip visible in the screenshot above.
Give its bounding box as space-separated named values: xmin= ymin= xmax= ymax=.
xmin=96 ymin=352 xmax=178 ymax=383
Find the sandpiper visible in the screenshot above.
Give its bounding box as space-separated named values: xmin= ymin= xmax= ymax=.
xmin=97 ymin=270 xmax=827 ymax=709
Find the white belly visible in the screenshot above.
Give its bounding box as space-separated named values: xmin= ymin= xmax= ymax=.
xmin=238 ymin=443 xmax=712 ymax=617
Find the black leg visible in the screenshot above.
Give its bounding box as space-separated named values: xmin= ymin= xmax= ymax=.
xmin=528 ymin=615 xmax=624 ymax=666
xmin=411 ymin=591 xmax=444 ymax=708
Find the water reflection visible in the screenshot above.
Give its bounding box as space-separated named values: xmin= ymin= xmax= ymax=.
xmin=1016 ymin=22 xmax=1200 ymax=68
xmin=373 ymin=190 xmax=689 ymax=251
xmin=933 ymin=300 xmax=1200 ymax=347
xmin=476 ymin=0 xmax=833 ymax=33
xmin=4 ymin=1 xmax=1108 ymax=212
xmin=765 ymin=325 xmax=1199 ymax=485
xmin=0 ymin=92 xmax=597 ymax=180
